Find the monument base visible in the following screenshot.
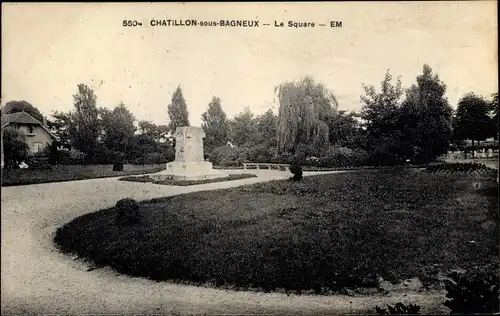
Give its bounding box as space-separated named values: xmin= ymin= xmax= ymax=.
xmin=150 ymin=161 xmax=228 ymax=181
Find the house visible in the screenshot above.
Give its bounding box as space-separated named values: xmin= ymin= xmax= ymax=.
xmin=1 ymin=111 xmax=58 ymax=161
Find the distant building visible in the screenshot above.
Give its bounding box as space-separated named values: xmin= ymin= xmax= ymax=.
xmin=1 ymin=111 xmax=58 ymax=163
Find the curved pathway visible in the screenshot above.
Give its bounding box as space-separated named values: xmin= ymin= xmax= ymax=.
xmin=1 ymin=170 xmax=448 ymax=315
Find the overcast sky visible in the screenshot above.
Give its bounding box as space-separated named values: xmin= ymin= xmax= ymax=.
xmin=2 ymin=1 xmax=497 ymax=127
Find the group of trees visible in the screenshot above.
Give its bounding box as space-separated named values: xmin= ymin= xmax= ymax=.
xmin=2 ymin=63 xmax=498 ymax=168
xmin=2 ymin=85 xmax=189 ymax=166
xmin=202 ymin=65 xmax=497 ymax=167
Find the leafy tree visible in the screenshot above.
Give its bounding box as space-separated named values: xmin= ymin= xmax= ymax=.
xmin=255 ymin=109 xmax=278 ymax=147
xmin=328 ymin=110 xmax=363 ymax=148
xmin=489 ymin=93 xmax=498 ymax=140
xmin=400 ymin=65 xmax=453 ymax=162
xmin=99 ymin=103 xmax=136 ymax=156
xmin=2 ymin=127 xmax=30 ymax=168
xmin=69 ymin=84 xmax=100 ymax=162
xmin=275 ymin=76 xmax=338 ymax=156
xmin=229 ymin=107 xmax=259 ymax=146
xmin=49 ymin=111 xmax=72 ymax=150
xmin=453 ymin=92 xmax=494 ymax=155
xmin=167 ymin=86 xmax=190 ymax=132
xmin=201 ymin=96 xmax=229 ymax=153
xmin=3 ymin=100 xmax=44 ymax=122
xmin=360 ymin=69 xmax=406 ymax=164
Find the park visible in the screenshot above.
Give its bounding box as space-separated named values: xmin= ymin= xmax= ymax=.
xmin=1 ymin=69 xmax=498 ymax=314
xmin=1 ymin=3 xmax=499 ymax=312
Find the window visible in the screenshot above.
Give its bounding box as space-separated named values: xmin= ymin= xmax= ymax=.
xmin=33 ymin=142 xmax=44 ymax=154
xmin=27 ymin=126 xmax=35 ymax=135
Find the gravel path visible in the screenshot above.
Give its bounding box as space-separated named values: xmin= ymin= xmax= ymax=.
xmin=1 ymin=170 xmax=448 ymax=315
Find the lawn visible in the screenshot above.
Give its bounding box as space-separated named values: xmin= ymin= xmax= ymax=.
xmin=1 ymin=164 xmax=166 ymax=186
xmin=119 ymin=173 xmax=257 ymax=186
xmin=54 ymin=169 xmax=499 ymax=295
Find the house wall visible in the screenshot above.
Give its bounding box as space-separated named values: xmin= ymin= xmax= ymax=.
xmin=17 ymin=125 xmax=54 ymax=154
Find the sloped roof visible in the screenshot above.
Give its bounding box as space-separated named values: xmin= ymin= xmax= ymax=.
xmin=1 ymin=111 xmax=57 ymax=139
xmin=1 ymin=111 xmax=42 ymax=127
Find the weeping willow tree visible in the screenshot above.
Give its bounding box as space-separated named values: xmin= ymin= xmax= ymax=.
xmin=275 ymin=76 xmax=338 ymax=156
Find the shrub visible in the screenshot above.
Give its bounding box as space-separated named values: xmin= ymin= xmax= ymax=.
xmin=426 ymin=163 xmax=492 ymax=173
xmin=2 ymin=126 xmax=30 ymax=168
xmin=375 ymin=302 xmax=421 ymax=315
xmin=115 ymin=198 xmax=140 ymax=226
xmin=113 ymin=161 xmax=124 ymax=171
xmin=443 ymin=268 xmax=499 ymax=314
xmin=289 ymin=165 xmax=303 ymax=181
xmin=58 ymin=149 xmax=86 ymax=165
xmin=27 ymin=156 xmax=52 ymax=170
xmin=209 ymin=146 xmax=249 ymax=166
xmin=317 ymin=146 xmax=366 ymax=167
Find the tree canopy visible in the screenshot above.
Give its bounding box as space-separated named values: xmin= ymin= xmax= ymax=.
xmin=3 ymin=100 xmax=44 ymax=122
xmin=69 ymin=84 xmax=100 ymax=162
xmin=275 ymin=76 xmax=338 ymax=156
xmin=167 ymin=86 xmax=190 ymax=132
xmin=201 ymin=96 xmax=229 ymax=152
xmin=453 ymin=92 xmax=494 ymax=146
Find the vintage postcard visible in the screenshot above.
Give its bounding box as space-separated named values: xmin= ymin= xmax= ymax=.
xmin=1 ymin=1 xmax=498 ymax=315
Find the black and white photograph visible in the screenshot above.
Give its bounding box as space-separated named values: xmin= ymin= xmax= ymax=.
xmin=1 ymin=1 xmax=498 ymax=315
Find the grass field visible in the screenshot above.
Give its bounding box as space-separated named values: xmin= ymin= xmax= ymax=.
xmin=119 ymin=173 xmax=257 ymax=186
xmin=54 ymin=169 xmax=499 ymax=295
xmin=1 ymin=164 xmax=166 ymax=186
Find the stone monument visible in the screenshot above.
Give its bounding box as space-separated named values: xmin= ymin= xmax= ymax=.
xmin=151 ymin=126 xmax=226 ymax=181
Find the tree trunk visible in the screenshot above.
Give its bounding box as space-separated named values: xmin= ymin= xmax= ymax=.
xmin=472 ymin=139 xmax=475 ymax=158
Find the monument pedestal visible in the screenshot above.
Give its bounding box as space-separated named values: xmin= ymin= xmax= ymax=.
xmin=149 ymin=126 xmax=228 ymax=181
xmin=151 ymin=161 xmax=227 ymax=181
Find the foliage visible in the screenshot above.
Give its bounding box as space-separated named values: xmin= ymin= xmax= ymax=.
xmin=375 ymin=302 xmax=421 ymax=315
xmin=316 ymin=146 xmax=369 ymax=168
xmin=49 ymin=111 xmax=73 ymax=150
xmin=425 ymin=163 xmax=493 ymax=173
xmin=113 ymin=161 xmax=124 ymax=172
xmin=229 ymin=107 xmax=259 ymax=146
xmin=360 ymin=69 xmax=406 ymax=164
xmin=399 ymin=65 xmax=453 ymax=163
xmin=99 ymin=103 xmax=136 ymax=155
xmin=47 ymin=141 xmax=61 ymax=165
xmin=443 ymin=267 xmax=499 ymax=314
xmin=69 ymin=84 xmax=100 ymax=162
xmin=54 ymin=170 xmax=498 ymax=294
xmin=167 ymin=86 xmax=190 ymax=132
xmin=209 ymin=145 xmax=249 ymax=166
xmin=131 ymin=122 xmax=172 ymax=163
xmin=328 ymin=110 xmax=363 ymax=147
xmin=2 ymin=127 xmax=30 ymax=168
xmin=201 ymin=96 xmax=230 ymax=153
xmin=361 ymin=66 xmax=453 ymax=164
xmin=119 ymin=173 xmax=257 ymax=186
xmin=115 ymin=198 xmax=140 ymax=226
xmin=289 ymin=165 xmax=303 ymax=181
xmin=453 ymin=93 xmax=495 ymax=149
xmin=3 ymin=100 xmax=44 ymax=122
xmin=276 ymin=76 xmax=337 ymax=156
xmin=255 ymin=109 xmax=278 ymax=148
xmin=489 ymin=93 xmax=498 ymax=140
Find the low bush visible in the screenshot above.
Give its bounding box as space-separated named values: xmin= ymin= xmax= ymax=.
xmin=115 ymin=198 xmax=140 ymax=226
xmin=120 ymin=173 xmax=257 ymax=186
xmin=443 ymin=267 xmax=499 ymax=314
xmin=113 ymin=162 xmax=124 ymax=171
xmin=426 ymin=163 xmax=492 ymax=173
xmin=289 ymin=165 xmax=303 ymax=181
xmin=375 ymin=302 xmax=421 ymax=315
